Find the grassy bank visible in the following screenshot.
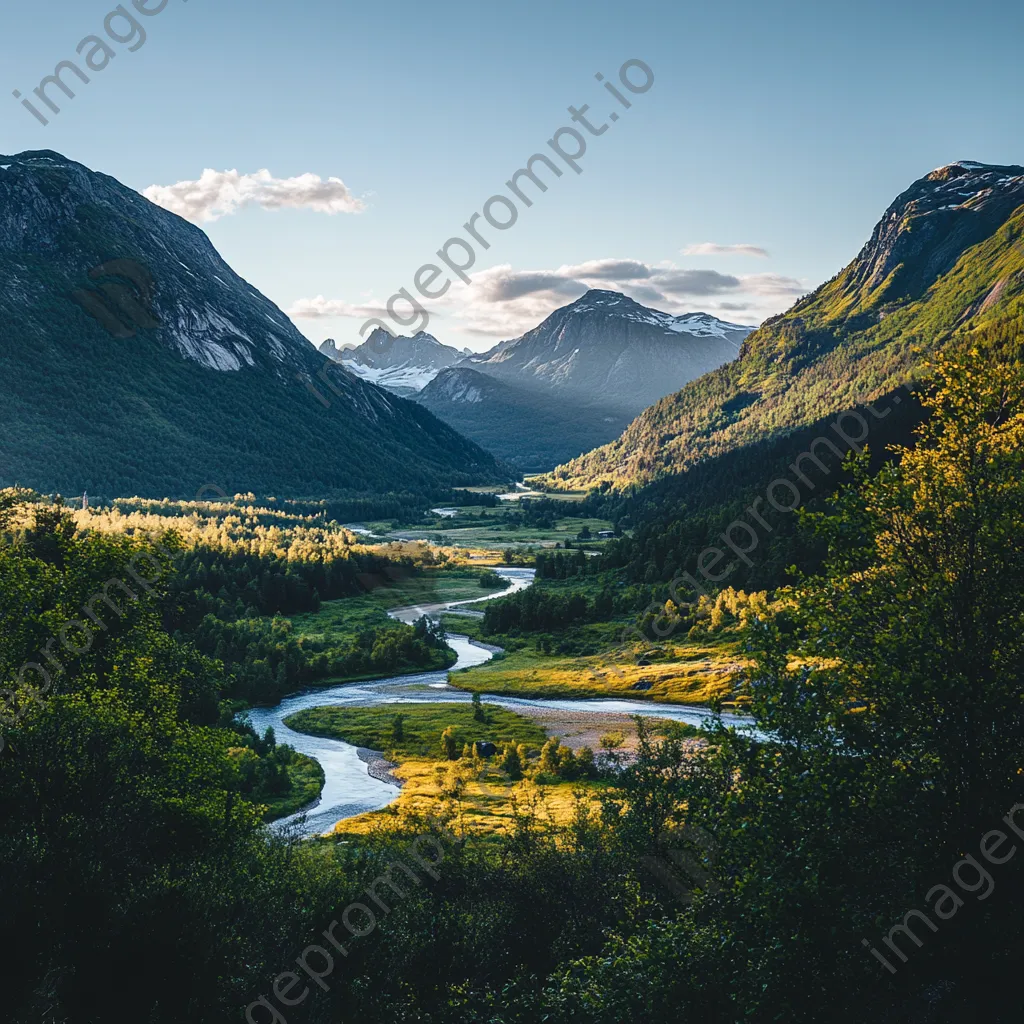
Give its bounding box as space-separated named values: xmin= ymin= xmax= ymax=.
xmin=290 ymin=566 xmax=506 ymax=639
xmin=285 ymin=702 xmax=548 ymax=758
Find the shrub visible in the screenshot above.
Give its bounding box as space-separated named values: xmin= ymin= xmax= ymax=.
xmin=499 ymin=743 xmax=524 ymax=781
xmin=599 ymin=731 xmax=625 ymax=750
xmin=440 ymin=726 xmax=459 ymax=761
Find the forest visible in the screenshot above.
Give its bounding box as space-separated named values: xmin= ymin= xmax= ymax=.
xmin=2 ymin=347 xmax=1023 ymax=1021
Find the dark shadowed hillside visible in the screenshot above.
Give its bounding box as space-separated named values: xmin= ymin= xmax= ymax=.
xmin=415 ymin=365 xmax=631 ymax=470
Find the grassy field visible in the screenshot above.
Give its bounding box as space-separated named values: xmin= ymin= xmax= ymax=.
xmin=461 ymin=485 xmax=589 ymax=503
xmin=371 ymin=506 xmax=614 ymax=550
xmin=340 ymin=760 xmax=603 ymax=838
xmin=520 ymin=483 xmax=589 ymax=502
xmin=290 ymin=567 xmax=505 ymax=642
xmin=284 ymin=703 xmax=599 ymax=837
xmin=284 ymin=702 xmax=548 ymax=760
xmin=447 ymin=630 xmax=747 ymax=706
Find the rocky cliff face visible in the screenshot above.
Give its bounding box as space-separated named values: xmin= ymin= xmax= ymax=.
xmin=318 ymin=338 xmax=355 ymax=361
xmin=849 ymin=161 xmax=1024 ymax=300
xmin=422 ymin=367 xmax=489 ymax=404
xmin=342 ymin=328 xmax=466 ymax=370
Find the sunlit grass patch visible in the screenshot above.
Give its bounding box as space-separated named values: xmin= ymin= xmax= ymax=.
xmin=335 ymin=758 xmax=603 ymax=838
xmin=450 ymin=635 xmax=747 ymax=706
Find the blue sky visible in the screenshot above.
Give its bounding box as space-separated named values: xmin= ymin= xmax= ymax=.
xmin=2 ymin=0 xmax=1021 ymax=351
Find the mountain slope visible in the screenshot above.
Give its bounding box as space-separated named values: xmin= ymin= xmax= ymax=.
xmin=323 ymin=328 xmax=469 ymax=397
xmin=414 ymin=367 xmax=631 ymax=470
xmin=466 ymin=289 xmax=751 ymax=417
xmin=546 ymin=161 xmax=1024 ymax=490
xmin=0 ymin=150 xmax=505 ymax=498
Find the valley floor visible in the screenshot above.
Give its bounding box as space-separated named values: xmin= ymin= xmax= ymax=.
xmin=283 ymin=702 xmax=608 ymax=838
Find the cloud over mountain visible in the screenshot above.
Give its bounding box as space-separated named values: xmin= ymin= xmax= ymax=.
xmin=285 ymin=257 xmax=806 ymax=344
xmin=143 ymin=169 xmax=365 ymax=223
xmin=435 ymin=259 xmax=805 ymax=337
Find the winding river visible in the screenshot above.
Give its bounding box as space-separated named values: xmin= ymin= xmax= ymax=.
xmin=246 ymin=567 xmax=752 ymax=837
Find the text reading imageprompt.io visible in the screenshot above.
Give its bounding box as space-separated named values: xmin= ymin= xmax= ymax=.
xmin=12 ymin=0 xmax=190 ymax=127
xmin=356 ymin=58 xmax=655 ymax=341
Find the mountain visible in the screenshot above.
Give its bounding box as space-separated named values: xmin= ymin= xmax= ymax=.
xmin=465 ymin=289 xmax=752 ymax=418
xmin=414 ymin=367 xmax=631 ymax=471
xmin=546 ymin=161 xmax=1024 ymax=491
xmin=318 ymin=338 xmax=355 ymax=360
xmin=0 ymin=150 xmax=506 ymax=498
xmin=414 ymin=290 xmax=751 ymax=469
xmin=324 ymin=328 xmax=469 ymax=397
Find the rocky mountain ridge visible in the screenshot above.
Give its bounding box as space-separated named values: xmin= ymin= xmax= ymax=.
xmin=321 ymin=328 xmax=469 ymax=397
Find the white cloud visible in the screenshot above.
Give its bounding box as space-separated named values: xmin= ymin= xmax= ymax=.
xmin=430 ymin=260 xmax=805 ymax=337
xmin=741 ymin=273 xmax=808 ymax=295
xmin=555 ymin=258 xmax=654 ymax=281
xmin=682 ymin=242 xmax=770 ymax=258
xmin=286 ymin=295 xmax=388 ymax=320
xmin=143 ymin=168 xmax=365 ymax=223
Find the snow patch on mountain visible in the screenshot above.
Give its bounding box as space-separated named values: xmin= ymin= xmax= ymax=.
xmin=342 ymin=361 xmax=442 ymax=392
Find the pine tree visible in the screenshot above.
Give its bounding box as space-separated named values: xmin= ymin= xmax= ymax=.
xmin=390 ymin=713 xmax=405 ymax=743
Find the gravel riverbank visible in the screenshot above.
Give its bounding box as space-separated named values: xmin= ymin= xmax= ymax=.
xmin=356 ymin=747 xmax=404 ymax=788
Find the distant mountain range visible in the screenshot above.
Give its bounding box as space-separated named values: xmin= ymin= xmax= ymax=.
xmin=545 ymin=161 xmax=1024 ymax=491
xmin=0 ymin=150 xmax=506 ymax=498
xmin=463 ymin=290 xmax=752 ymax=417
xmin=329 ymin=291 xmax=750 ymax=470
xmin=321 ymin=329 xmax=470 ymax=397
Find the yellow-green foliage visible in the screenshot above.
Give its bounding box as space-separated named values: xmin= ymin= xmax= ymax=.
xmin=68 ymin=496 xmax=502 ymax=569
xmin=690 ymin=588 xmax=774 ymax=635
xmin=284 ymin=703 xmax=599 ymax=838
xmin=334 ymin=757 xmax=602 ymax=838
